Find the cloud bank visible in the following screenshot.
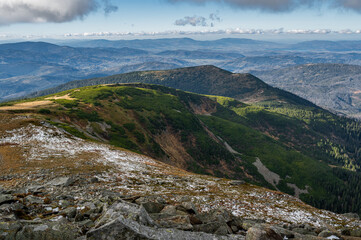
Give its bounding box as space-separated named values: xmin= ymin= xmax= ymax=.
xmin=0 ymin=0 xmax=118 ymax=25
xmin=168 ymin=0 xmax=361 ymax=12
xmin=61 ymin=28 xmax=361 ymax=38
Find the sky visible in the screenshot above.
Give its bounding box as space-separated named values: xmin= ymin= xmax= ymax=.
xmin=1 ymin=0 xmax=361 ymax=41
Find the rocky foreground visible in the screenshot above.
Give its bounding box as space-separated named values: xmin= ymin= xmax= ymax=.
xmin=0 ymin=114 xmax=361 ymax=239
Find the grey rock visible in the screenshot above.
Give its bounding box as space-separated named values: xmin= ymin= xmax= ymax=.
xmin=47 ymin=177 xmax=75 ymax=187
xmin=270 ymin=225 xmax=295 ymax=239
xmin=292 ymin=227 xmax=317 ymax=236
xmin=61 ymin=207 xmax=77 ymax=219
xmin=215 ymin=225 xmax=233 ymax=235
xmin=155 ymin=215 xmax=193 ymax=230
xmin=0 ymin=195 xmax=15 ymax=205
xmin=246 ymin=226 xmax=283 ymax=240
xmin=87 ymin=215 xmax=245 ymax=240
xmin=15 ymin=223 xmax=78 ymax=240
xmin=160 ymin=205 xmax=177 ymax=215
xmin=350 ymin=228 xmax=361 ymax=237
xmin=178 ymin=202 xmax=198 ymax=215
xmin=24 ymin=195 xmax=44 ymax=204
xmin=59 ymin=200 xmax=71 ymax=208
xmin=78 ymin=219 xmax=95 ymax=229
xmin=318 ymin=230 xmax=341 ymax=238
xmin=0 ymin=221 xmax=22 ymax=240
xmin=340 ymin=228 xmax=350 ymax=236
xmin=241 ymin=220 xmax=265 ymax=231
xmin=95 ymin=200 xmax=155 ymax=228
xmin=193 ymin=222 xmax=231 ymax=234
xmin=197 ymin=208 xmax=232 ymax=224
xmin=342 ymin=212 xmax=360 ymax=220
xmin=141 ymin=202 xmax=165 ymax=214
xmin=229 ymin=180 xmax=245 ymax=186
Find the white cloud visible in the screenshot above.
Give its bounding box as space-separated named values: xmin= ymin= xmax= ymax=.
xmin=0 ymin=0 xmax=118 ymax=25
xmin=175 ymin=16 xmax=208 ymax=26
xmin=175 ymin=12 xmax=222 ymax=27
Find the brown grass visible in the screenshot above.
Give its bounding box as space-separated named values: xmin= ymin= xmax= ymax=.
xmin=0 ymin=101 xmax=55 ymax=110
xmin=45 ymin=94 xmax=76 ymax=100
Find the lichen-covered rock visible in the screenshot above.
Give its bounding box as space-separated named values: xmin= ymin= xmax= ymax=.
xmin=318 ymin=230 xmax=341 ymax=238
xmin=61 ymin=207 xmax=77 ymax=219
xmin=0 ymin=195 xmax=15 ymax=206
xmin=24 ymin=195 xmax=44 ymax=205
xmin=350 ymin=228 xmax=361 ymax=237
xmin=94 ymin=200 xmax=155 ymax=228
xmin=47 ymin=177 xmax=75 ymax=187
xmin=245 ymin=226 xmax=283 ymax=240
xmin=342 ymin=213 xmax=360 ymax=220
xmin=15 ymin=223 xmax=79 ymax=240
xmin=292 ymin=227 xmax=317 ymax=236
xmin=0 ymin=221 xmax=22 ymax=240
xmin=141 ymin=202 xmax=165 ymax=214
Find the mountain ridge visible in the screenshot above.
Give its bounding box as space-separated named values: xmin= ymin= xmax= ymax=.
xmin=28 ymin=65 xmax=318 ymax=108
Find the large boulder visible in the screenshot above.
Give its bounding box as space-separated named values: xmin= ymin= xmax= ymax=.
xmin=245 ymin=225 xmax=283 ymax=240
xmin=94 ymin=200 xmax=155 ymax=228
xmin=87 ymin=215 xmax=245 ymax=240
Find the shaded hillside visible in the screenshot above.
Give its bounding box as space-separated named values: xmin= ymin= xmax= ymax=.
xmin=30 ymin=65 xmax=317 ymax=108
xmin=252 ymin=63 xmax=361 ymax=118
xmin=5 ymin=83 xmax=361 ymax=215
xmin=1 ymin=111 xmax=360 ymax=239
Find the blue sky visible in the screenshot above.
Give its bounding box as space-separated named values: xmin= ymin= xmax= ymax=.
xmin=1 ymin=0 xmax=361 ymax=41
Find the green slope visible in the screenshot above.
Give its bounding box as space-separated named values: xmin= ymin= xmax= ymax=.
xmin=29 ymin=65 xmax=317 ymax=108
xmin=5 ymin=82 xmax=361 ymax=215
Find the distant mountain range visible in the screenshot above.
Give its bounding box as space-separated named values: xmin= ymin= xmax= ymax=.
xmin=252 ymin=63 xmax=361 ymax=118
xmin=2 ymin=39 xmax=361 ymax=118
